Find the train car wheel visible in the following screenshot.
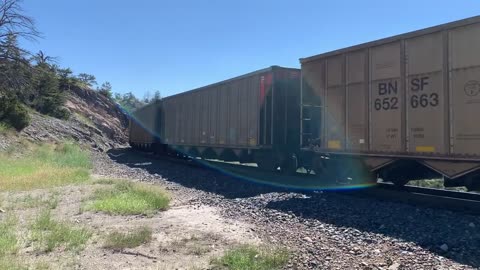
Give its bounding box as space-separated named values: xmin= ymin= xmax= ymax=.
xmin=281 ymin=154 xmax=298 ymax=175
xmin=348 ymin=159 xmax=377 ymax=185
xmin=257 ymin=159 xmax=277 ymax=172
xmin=312 ymin=156 xmax=326 ymax=175
xmin=391 ymin=178 xmax=410 ymax=187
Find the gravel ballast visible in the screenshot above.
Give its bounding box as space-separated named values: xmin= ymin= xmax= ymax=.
xmin=94 ymin=149 xmax=480 ymax=270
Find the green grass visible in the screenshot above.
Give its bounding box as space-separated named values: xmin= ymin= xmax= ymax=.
xmin=0 ymin=214 xmax=25 ymax=269
xmin=33 ymin=142 xmax=91 ymax=169
xmin=408 ymin=179 xmax=468 ymax=191
xmin=9 ymin=193 xmax=59 ymax=210
xmin=212 ymin=245 xmax=289 ymax=270
xmin=30 ymin=210 xmax=91 ymax=253
xmin=103 ymin=226 xmax=152 ymax=250
xmin=0 ymin=142 xmax=91 ymax=191
xmin=0 ymin=258 xmax=26 ymax=270
xmin=94 ymin=179 xmax=117 ymax=185
xmin=0 ymin=215 xmax=18 ymax=256
xmin=84 ymin=180 xmax=170 ymax=215
xmin=32 ymin=261 xmax=51 ymax=270
xmin=0 ymin=122 xmax=13 ymax=135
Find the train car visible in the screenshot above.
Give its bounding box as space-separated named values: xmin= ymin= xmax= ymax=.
xmin=129 ymin=101 xmax=160 ymax=150
xmin=131 ymin=66 xmax=301 ymax=172
xmin=299 ymin=16 xmax=480 ymax=190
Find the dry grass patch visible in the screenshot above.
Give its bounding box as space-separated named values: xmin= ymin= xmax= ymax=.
xmin=0 ymin=214 xmax=18 ymax=256
xmin=0 ymin=214 xmax=25 ymax=269
xmin=103 ymin=226 xmax=152 ymax=250
xmin=84 ymin=180 xmax=170 ymax=216
xmin=30 ymin=210 xmax=91 ymax=253
xmin=0 ymin=259 xmax=26 ymax=270
xmin=8 ymin=193 xmax=59 ymax=210
xmin=211 ymin=245 xmax=289 ymax=270
xmin=162 ymin=233 xmax=219 ymax=256
xmin=0 ymin=142 xmax=91 ymax=191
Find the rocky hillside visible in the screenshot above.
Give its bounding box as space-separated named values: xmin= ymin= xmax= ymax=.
xmin=0 ymin=86 xmax=130 ymax=152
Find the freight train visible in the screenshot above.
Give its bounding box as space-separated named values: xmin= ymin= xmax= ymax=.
xmin=129 ymin=16 xmax=480 ymax=190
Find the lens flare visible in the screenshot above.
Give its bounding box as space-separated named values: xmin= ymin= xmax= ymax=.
xmin=127 ymin=101 xmax=377 ymax=192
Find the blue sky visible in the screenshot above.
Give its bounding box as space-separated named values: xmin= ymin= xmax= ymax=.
xmin=21 ymin=0 xmax=480 ymax=98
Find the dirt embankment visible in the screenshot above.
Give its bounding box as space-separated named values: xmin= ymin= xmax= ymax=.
xmin=1 ymin=86 xmax=130 ymax=152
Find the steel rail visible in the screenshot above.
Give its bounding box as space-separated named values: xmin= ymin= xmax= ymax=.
xmin=126 ymin=150 xmax=480 ymax=215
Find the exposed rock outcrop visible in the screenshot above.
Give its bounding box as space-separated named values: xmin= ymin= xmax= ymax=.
xmin=1 ymin=86 xmax=130 ymax=152
xmin=66 ymin=86 xmax=129 ymax=145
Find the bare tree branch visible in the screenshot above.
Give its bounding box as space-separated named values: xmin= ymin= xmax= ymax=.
xmin=0 ymin=0 xmax=40 ymax=44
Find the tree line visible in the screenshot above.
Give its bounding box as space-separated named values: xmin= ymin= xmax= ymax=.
xmin=0 ymin=0 xmax=157 ymax=131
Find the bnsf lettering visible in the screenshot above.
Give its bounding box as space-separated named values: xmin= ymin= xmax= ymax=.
xmin=375 ymin=81 xmax=399 ymax=111
xmin=409 ymin=76 xmax=439 ymax=109
xmin=410 ymin=77 xmax=429 ymax=91
xmin=378 ymin=81 xmax=398 ymax=95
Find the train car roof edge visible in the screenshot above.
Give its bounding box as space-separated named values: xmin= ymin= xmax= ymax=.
xmin=299 ymin=15 xmax=480 ymax=64
xmin=161 ymin=65 xmax=299 ymax=101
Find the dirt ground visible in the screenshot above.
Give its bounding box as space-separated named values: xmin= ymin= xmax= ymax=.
xmin=0 ymin=179 xmax=261 ymax=270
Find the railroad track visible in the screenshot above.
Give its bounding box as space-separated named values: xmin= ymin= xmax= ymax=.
xmin=128 ymin=150 xmax=480 ymax=215
xmin=377 ymin=182 xmax=480 ymax=201
xmin=360 ymin=183 xmax=480 ymax=215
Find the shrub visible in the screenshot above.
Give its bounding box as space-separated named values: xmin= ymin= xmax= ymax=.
xmin=32 ymin=65 xmax=69 ymax=120
xmin=0 ymin=123 xmax=11 ymax=134
xmin=0 ymin=95 xmax=30 ymax=131
xmin=52 ymin=107 xmax=71 ymax=120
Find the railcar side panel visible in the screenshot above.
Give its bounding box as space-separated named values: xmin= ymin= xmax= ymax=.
xmin=238 ymin=77 xmax=249 ymax=146
xmin=325 ymin=55 xmax=346 ymax=150
xmin=208 ymin=86 xmax=218 ymax=145
xmin=218 ymin=83 xmax=229 ymax=145
xmin=129 ymin=103 xmax=158 ymax=144
xmin=405 ymin=32 xmax=446 ymax=154
xmin=228 ymin=80 xmax=240 ymax=146
xmin=143 ymin=66 xmax=299 ymax=160
xmin=346 ymin=50 xmax=369 ymax=151
xmin=369 ymin=41 xmax=403 ymax=152
xmin=188 ymin=92 xmax=195 ymax=145
xmin=301 ymin=16 xmax=480 ymax=163
xmin=450 ymin=22 xmax=480 ymax=155
xmin=248 ymin=73 xmax=260 ymax=146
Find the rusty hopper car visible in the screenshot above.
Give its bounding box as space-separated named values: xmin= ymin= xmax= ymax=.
xmin=300 ymin=16 xmax=480 ymax=190
xmin=131 ymin=66 xmax=301 ymax=172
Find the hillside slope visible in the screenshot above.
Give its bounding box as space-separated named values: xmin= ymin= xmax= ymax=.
xmin=0 ymin=86 xmax=130 ymax=152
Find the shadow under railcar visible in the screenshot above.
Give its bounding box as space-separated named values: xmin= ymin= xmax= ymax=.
xmin=108 ymin=147 xmax=480 ymax=268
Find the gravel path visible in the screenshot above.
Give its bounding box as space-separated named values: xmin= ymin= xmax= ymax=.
xmin=94 ymin=149 xmax=480 ymax=270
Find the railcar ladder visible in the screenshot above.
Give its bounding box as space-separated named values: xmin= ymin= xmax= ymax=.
xmin=300 ymin=104 xmax=323 ymax=147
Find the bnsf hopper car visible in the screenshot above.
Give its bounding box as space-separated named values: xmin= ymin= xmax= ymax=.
xmin=300 ymin=16 xmax=480 ymax=190
xmin=130 ymin=66 xmax=302 ymax=172
xmin=130 ymin=16 xmax=480 ymax=190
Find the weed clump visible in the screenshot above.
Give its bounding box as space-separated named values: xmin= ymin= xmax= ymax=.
xmin=103 ymin=227 xmax=152 ymax=250
xmin=0 ymin=215 xmax=18 ymax=256
xmin=85 ymin=180 xmax=170 ymax=215
xmin=30 ymin=210 xmax=91 ymax=252
xmin=212 ymin=245 xmax=289 ymax=270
